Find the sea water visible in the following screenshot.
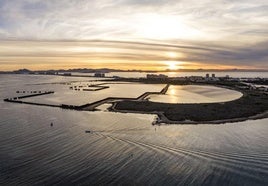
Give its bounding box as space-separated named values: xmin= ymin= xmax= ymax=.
xmin=0 ymin=74 xmax=267 ymax=185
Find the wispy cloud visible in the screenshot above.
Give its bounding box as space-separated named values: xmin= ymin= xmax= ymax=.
xmin=1 ymin=39 xmax=267 ymax=70
xmin=0 ymin=0 xmax=268 ymax=70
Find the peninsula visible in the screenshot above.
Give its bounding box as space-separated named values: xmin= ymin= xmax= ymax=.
xmin=110 ymin=78 xmax=268 ymax=124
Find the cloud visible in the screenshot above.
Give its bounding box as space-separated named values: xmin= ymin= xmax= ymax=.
xmin=0 ymin=39 xmax=268 ymax=70
xmin=0 ymin=0 xmax=268 ymax=69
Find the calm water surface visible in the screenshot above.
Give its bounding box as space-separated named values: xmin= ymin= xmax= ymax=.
xmin=0 ymin=74 xmax=268 ymax=186
xmin=147 ymin=85 xmax=243 ymax=103
xmin=110 ymin=71 xmax=268 ymax=78
xmin=72 ymin=71 xmax=268 ymax=78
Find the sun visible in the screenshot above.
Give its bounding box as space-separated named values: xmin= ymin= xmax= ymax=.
xmin=168 ymin=62 xmax=177 ymax=70
xmin=166 ymin=61 xmax=179 ymax=70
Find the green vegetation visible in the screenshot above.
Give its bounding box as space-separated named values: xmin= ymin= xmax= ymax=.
xmin=114 ymin=88 xmax=268 ymax=124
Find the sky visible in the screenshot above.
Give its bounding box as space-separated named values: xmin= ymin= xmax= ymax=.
xmin=0 ymin=0 xmax=268 ymax=71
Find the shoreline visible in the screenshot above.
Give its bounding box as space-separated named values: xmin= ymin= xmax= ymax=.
xmin=111 ymin=82 xmax=268 ymax=125
xmin=3 ymin=78 xmax=268 ymax=125
xmin=155 ymin=110 xmax=268 ymax=125
xmin=110 ymin=103 xmax=268 ymax=125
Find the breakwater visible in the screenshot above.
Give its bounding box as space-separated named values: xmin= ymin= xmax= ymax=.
xmin=3 ymin=84 xmax=170 ymax=111
xmin=4 ymin=91 xmax=54 ymax=101
xmin=137 ymin=84 xmax=169 ymax=100
xmin=3 ymin=91 xmax=60 ymax=108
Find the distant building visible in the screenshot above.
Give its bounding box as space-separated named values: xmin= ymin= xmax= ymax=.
xmin=63 ymin=72 xmax=72 ymax=76
xmin=189 ymin=76 xmax=204 ymax=82
xmin=204 ymin=73 xmax=219 ymax=82
xmin=226 ymin=78 xmax=240 ymax=82
xmin=146 ymin=74 xmax=168 ymax=80
xmin=94 ymin=72 xmax=105 ymax=77
xmin=13 ymin=69 xmax=32 ymax=74
xmin=46 ymin=71 xmax=56 ymax=75
xmin=172 ymin=77 xmax=187 ymax=81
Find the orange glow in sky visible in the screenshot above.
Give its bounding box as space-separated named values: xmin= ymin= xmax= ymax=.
xmin=0 ymin=0 xmax=267 ymax=71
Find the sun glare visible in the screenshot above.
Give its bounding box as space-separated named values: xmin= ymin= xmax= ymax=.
xmin=166 ymin=61 xmax=179 ymax=70
xmin=169 ymin=87 xmax=176 ymax=96
xmin=136 ymin=14 xmax=200 ymax=39
xmin=167 ymin=52 xmax=177 ymax=58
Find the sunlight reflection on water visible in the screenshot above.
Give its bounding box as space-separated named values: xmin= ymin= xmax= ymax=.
xmin=0 ymin=75 xmax=267 ymax=185
xmin=147 ymin=85 xmax=243 ymax=103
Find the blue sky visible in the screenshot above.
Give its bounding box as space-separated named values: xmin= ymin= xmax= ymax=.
xmin=0 ymin=0 xmax=268 ymax=70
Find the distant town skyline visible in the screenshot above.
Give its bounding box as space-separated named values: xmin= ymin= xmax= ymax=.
xmin=0 ymin=0 xmax=268 ymax=71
